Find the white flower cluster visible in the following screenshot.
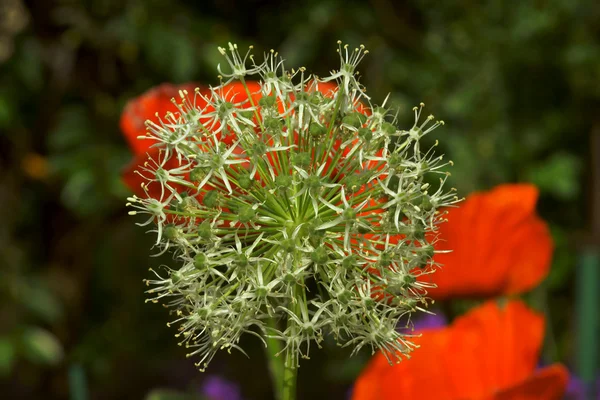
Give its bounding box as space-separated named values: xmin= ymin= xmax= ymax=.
xmin=127 ymin=41 xmax=458 ymax=371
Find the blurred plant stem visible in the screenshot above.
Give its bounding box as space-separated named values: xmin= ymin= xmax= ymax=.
xmin=68 ymin=364 xmax=88 ymax=400
xmin=266 ymin=318 xmax=285 ymax=400
xmin=282 ymin=351 xmax=297 ymax=400
xmin=530 ymin=283 xmax=559 ymax=364
xmin=266 ymin=317 xmax=298 ymax=400
xmin=575 ymin=123 xmax=600 ymax=396
xmin=576 ymin=250 xmax=599 ymax=393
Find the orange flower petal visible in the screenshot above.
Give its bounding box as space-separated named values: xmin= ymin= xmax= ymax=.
xmin=352 ymin=300 xmax=566 ymax=400
xmin=425 ymin=184 xmax=553 ymax=299
xmin=120 ymin=83 xmax=200 ymax=156
xmin=444 ymin=300 xmax=544 ymax=397
xmin=491 ymin=364 xmax=569 ymax=400
xmin=352 ymin=332 xmax=456 ymax=400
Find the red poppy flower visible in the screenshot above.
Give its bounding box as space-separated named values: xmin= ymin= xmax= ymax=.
xmin=352 ymin=300 xmax=568 ymax=400
xmin=423 ymin=184 xmax=553 ymax=299
xmin=120 ymin=81 xmax=348 ymax=198
xmin=121 ymin=83 xmax=200 ymax=156
xmin=120 ymin=82 xmax=266 ymax=197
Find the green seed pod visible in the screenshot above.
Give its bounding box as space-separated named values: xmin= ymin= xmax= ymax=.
xmin=309 ymin=92 xmax=323 ymax=105
xmin=388 ymin=153 xmax=403 ymax=170
xmin=342 ymin=207 xmax=357 ymax=221
xmin=421 ymin=244 xmax=435 ymax=259
xmin=239 ymin=110 xmax=254 ymax=120
xmin=235 ymin=253 xmax=250 ymax=268
xmin=403 ymin=274 xmax=416 ymax=286
xmin=305 ymin=175 xmax=321 ymax=190
xmin=363 ymin=297 xmax=376 ymax=310
xmin=378 ymin=250 xmax=394 ymax=267
xmin=197 ymin=221 xmax=212 ymax=240
xmin=190 ymin=166 xmax=208 ymax=183
xmin=250 ymin=141 xmax=267 ymax=157
xmin=194 ymin=253 xmax=208 ymax=269
xmin=342 ymin=112 xmax=366 ymax=129
xmin=415 ymin=244 xmax=435 ymax=268
xmin=381 ymin=122 xmax=396 ymax=135
xmin=411 ymin=224 xmax=426 ymax=241
xmin=283 ymin=273 xmax=296 ymax=284
xmin=307 ymin=219 xmax=325 ymax=246
xmin=155 ymin=167 xmax=169 ymax=182
xmin=338 ymin=289 xmax=353 ymax=305
xmin=259 ymin=95 xmax=276 ymax=108
xmin=281 ymin=238 xmax=296 ymax=253
xmin=203 ymin=190 xmax=220 ymax=208
xmin=358 ymin=127 xmax=373 ymax=141
xmin=197 ymin=307 xmax=210 ymax=318
xmin=170 ymin=271 xmax=182 ymax=284
xmin=310 ymin=246 xmax=329 ymax=265
xmin=238 ymin=174 xmax=253 ymax=190
xmin=292 ymin=152 xmax=311 ymax=168
xmin=264 ymin=116 xmax=283 ymax=131
xmin=275 ymin=174 xmax=293 ymax=189
xmin=295 ymin=92 xmax=309 ymax=102
xmin=344 ymin=174 xmax=367 ymax=194
xmin=309 ymin=123 xmax=327 ymax=138
xmin=238 ymin=206 xmax=256 ymax=223
xmin=164 ymin=224 xmax=179 ymax=240
xmin=357 ymin=220 xmax=371 ymax=234
xmin=410 ymin=126 xmax=423 ymax=138
xmin=217 ymin=101 xmax=234 ymax=119
xmin=342 ymin=255 xmax=358 ymax=269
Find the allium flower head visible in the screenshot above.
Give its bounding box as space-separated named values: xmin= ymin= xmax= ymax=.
xmin=126 ymin=42 xmax=458 ymax=371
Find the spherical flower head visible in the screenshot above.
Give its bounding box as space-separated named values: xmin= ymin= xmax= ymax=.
xmin=127 ymin=42 xmax=458 ymax=371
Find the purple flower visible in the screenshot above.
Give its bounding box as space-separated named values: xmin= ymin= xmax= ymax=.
xmin=565 ymin=373 xmax=600 ymax=399
xmin=412 ymin=311 xmax=447 ymax=332
xmin=200 ymin=375 xmax=242 ymax=400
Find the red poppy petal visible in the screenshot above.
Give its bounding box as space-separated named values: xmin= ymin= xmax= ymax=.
xmin=352 ymin=300 xmax=549 ymax=400
xmin=424 ymin=184 xmax=553 ymax=299
xmin=504 ymin=216 xmax=553 ymax=294
xmin=351 ymin=333 xmax=456 ymax=400
xmin=381 ymin=332 xmax=456 ymax=400
xmin=491 ymin=364 xmax=569 ymax=400
xmin=120 ymin=83 xmax=201 ymax=156
xmin=446 ymin=300 xmax=544 ymax=397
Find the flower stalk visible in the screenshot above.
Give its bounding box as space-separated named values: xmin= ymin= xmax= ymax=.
xmin=266 ymin=318 xmax=285 ymax=400
xmin=282 ymin=350 xmax=297 ymax=400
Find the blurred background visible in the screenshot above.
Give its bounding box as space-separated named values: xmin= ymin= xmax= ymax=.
xmin=0 ymin=0 xmax=599 ymax=399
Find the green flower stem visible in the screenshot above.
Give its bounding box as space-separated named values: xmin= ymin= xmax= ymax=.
xmin=281 ymin=285 xmax=301 ymax=400
xmin=282 ymin=350 xmax=297 ymax=400
xmin=266 ymin=318 xmax=285 ymax=400
xmin=265 ymin=309 xmax=298 ymax=400
xmin=576 ymin=249 xmax=600 ymax=386
xmin=239 ymin=77 xmax=265 ymax=132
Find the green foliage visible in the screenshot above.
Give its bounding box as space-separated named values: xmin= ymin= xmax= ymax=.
xmin=0 ymin=337 xmax=16 ymax=377
xmin=526 ymin=153 xmax=582 ymax=200
xmin=145 ymin=389 xmax=204 ymax=400
xmin=20 ymin=327 xmax=64 ymax=366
